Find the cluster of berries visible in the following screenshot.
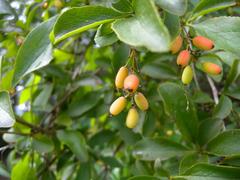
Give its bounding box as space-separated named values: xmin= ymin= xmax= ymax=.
xmin=109 ymin=67 xmax=149 ymax=129
xmin=171 ymin=35 xmax=222 ymax=85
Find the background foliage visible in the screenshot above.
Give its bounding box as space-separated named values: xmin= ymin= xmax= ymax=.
xmin=1 ymin=0 xmax=240 ymax=179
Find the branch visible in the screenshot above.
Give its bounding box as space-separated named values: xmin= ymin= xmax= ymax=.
xmin=206 ymin=75 xmax=219 ymax=104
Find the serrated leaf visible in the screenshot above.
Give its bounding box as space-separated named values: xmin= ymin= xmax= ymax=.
xmin=112 ymin=0 xmax=170 ymax=52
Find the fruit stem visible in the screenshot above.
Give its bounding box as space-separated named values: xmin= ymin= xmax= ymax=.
xmin=206 ymin=75 xmax=219 ymax=104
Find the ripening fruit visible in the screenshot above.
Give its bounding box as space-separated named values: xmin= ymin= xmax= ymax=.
xmin=124 ymin=74 xmax=139 ymax=92
xmin=134 ymin=92 xmax=149 ymax=111
xmin=109 ymin=96 xmax=127 ymax=116
xmin=192 ymin=36 xmax=214 ymax=50
xmin=42 ymin=2 xmax=48 ymax=9
xmin=202 ymin=62 xmax=222 ymax=75
xmin=115 ymin=66 xmax=128 ymax=89
xmin=126 ymin=108 xmax=139 ymax=129
xmin=170 ymin=35 xmax=183 ymax=54
xmin=177 ymin=50 xmax=191 ymax=67
xmin=182 ymin=65 xmax=193 ymax=85
xmin=54 ymin=0 xmax=63 ymax=9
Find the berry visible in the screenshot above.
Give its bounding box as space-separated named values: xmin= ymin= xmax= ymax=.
xmin=177 ymin=50 xmax=191 ymax=67
xmin=170 ymin=35 xmax=183 ymax=54
xmin=115 ymin=66 xmax=128 ymax=89
xmin=202 ymin=62 xmax=222 ymax=75
xmin=192 ymin=36 xmax=214 ymax=50
xmin=134 ymin=92 xmax=149 ymax=111
xmin=181 ymin=65 xmax=193 ymax=85
xmin=126 ymin=108 xmax=139 ymax=129
xmin=124 ymin=74 xmax=139 ymax=92
xmin=109 ymin=96 xmax=127 ymax=116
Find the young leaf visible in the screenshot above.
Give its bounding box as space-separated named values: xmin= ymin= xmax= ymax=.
xmin=112 ymin=0 xmax=170 ymax=53
xmin=192 ymin=17 xmax=240 ymax=57
xmin=155 ymin=0 xmax=187 ymax=16
xmin=133 ymin=137 xmax=189 ymax=161
xmin=0 ymin=91 xmax=15 ymax=127
xmin=12 ymin=16 xmax=57 ymax=86
xmin=53 ymin=6 xmax=123 ymax=43
xmin=206 ymin=130 xmax=240 ymax=156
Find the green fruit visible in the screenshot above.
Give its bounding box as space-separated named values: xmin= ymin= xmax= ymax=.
xmin=134 ymin=92 xmax=149 ymax=111
xmin=181 ymin=65 xmax=193 ymax=85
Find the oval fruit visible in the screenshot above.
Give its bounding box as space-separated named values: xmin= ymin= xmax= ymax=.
xmin=170 ymin=35 xmax=183 ymax=54
xmin=192 ymin=36 xmax=214 ymax=50
xmin=134 ymin=92 xmax=149 ymax=111
xmin=126 ymin=108 xmax=139 ymax=129
xmin=182 ymin=65 xmax=193 ymax=85
xmin=115 ymin=66 xmax=128 ymax=89
xmin=202 ymin=62 xmax=222 ymax=75
xmin=109 ymin=96 xmax=127 ymax=116
xmin=124 ymin=74 xmax=139 ymax=92
xmin=177 ymin=50 xmax=191 ymax=67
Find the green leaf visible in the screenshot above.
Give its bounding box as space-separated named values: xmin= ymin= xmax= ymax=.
xmin=198 ymin=118 xmax=223 ymax=146
xmin=0 ymin=0 xmax=16 ymax=19
xmin=224 ymin=60 xmax=240 ymax=91
xmin=112 ymin=0 xmax=133 ymax=13
xmin=155 ymin=0 xmax=187 ymax=16
xmin=94 ymin=23 xmax=118 ymax=47
xmin=206 ymin=130 xmax=240 ymax=156
xmin=56 ymin=130 xmax=88 ymax=162
xmin=68 ymin=92 xmax=102 ymax=117
xmin=164 ymin=12 xmax=180 ymax=40
xmin=0 ymin=91 xmax=15 ymax=127
xmin=12 ymin=17 xmax=57 ymax=86
xmin=133 ymin=137 xmax=189 ymax=161
xmin=192 ymin=0 xmax=236 ymax=20
xmin=179 ymin=152 xmax=208 ymax=175
xmin=222 ymin=155 xmax=240 ymax=167
xmin=32 ymin=134 xmax=54 ymax=153
xmin=112 ymin=0 xmax=170 ymax=53
xmin=11 ymin=154 xmax=37 ymax=180
xmin=213 ymin=95 xmax=232 ymax=119
xmin=158 ymin=82 xmax=198 ymax=142
xmin=53 ymin=6 xmax=123 ymax=43
xmin=192 ymin=17 xmax=240 ymax=57
xmin=128 ymin=176 xmax=161 ymax=180
xmin=173 ymin=163 xmax=240 ymax=179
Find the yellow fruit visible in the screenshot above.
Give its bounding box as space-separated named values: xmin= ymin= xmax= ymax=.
xmin=177 ymin=50 xmax=191 ymax=67
xmin=202 ymin=62 xmax=222 ymax=75
xmin=54 ymin=0 xmax=63 ymax=9
xmin=115 ymin=66 xmax=128 ymax=89
xmin=192 ymin=36 xmax=214 ymax=50
xmin=109 ymin=96 xmax=127 ymax=116
xmin=181 ymin=65 xmax=193 ymax=85
xmin=170 ymin=35 xmax=183 ymax=54
xmin=134 ymin=92 xmax=149 ymax=111
xmin=126 ymin=108 xmax=139 ymax=129
xmin=124 ymin=74 xmax=139 ymax=92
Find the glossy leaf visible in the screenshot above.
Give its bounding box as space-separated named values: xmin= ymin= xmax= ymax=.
xmin=133 ymin=137 xmax=189 ymax=161
xmin=192 ymin=17 xmax=240 ymax=56
xmin=192 ymin=0 xmax=236 ymax=20
xmin=128 ymin=176 xmax=161 ymax=180
xmin=0 ymin=91 xmax=15 ymax=127
xmin=158 ymin=82 xmax=198 ymax=142
xmin=112 ymin=0 xmax=133 ymax=13
xmin=56 ymin=130 xmax=88 ymax=162
xmin=12 ymin=17 xmax=57 ymax=86
xmin=112 ymin=0 xmax=170 ymax=52
xmin=174 ymin=163 xmax=240 ymax=179
xmin=0 ymin=0 xmax=15 ymax=19
xmin=32 ymin=134 xmax=54 ymax=153
xmin=224 ymin=60 xmax=240 ymax=91
xmin=213 ymin=95 xmax=232 ymax=119
xmin=53 ymin=6 xmax=123 ymax=43
xmin=155 ymin=0 xmax=188 ymax=16
xmin=206 ymin=130 xmax=240 ymax=156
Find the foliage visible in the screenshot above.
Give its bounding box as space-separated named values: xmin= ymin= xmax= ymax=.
xmin=0 ymin=0 xmax=240 ymax=179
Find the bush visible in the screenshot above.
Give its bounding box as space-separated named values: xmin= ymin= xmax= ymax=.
xmin=0 ymin=0 xmax=240 ymax=179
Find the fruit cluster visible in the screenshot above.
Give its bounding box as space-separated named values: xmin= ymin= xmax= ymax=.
xmin=170 ymin=35 xmax=222 ymax=85
xmin=109 ymin=66 xmax=149 ymax=129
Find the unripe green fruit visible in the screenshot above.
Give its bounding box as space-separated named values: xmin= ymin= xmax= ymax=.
xmin=170 ymin=35 xmax=183 ymax=54
xmin=124 ymin=74 xmax=139 ymax=92
xmin=177 ymin=50 xmax=191 ymax=67
xmin=202 ymin=62 xmax=222 ymax=75
xmin=109 ymin=96 xmax=127 ymax=116
xmin=115 ymin=66 xmax=128 ymax=89
xmin=126 ymin=108 xmax=139 ymax=129
xmin=192 ymin=36 xmax=214 ymax=50
xmin=181 ymin=65 xmax=193 ymax=85
xmin=134 ymin=92 xmax=149 ymax=111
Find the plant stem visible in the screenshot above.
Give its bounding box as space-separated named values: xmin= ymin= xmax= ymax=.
xmin=206 ymin=75 xmax=219 ymax=104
